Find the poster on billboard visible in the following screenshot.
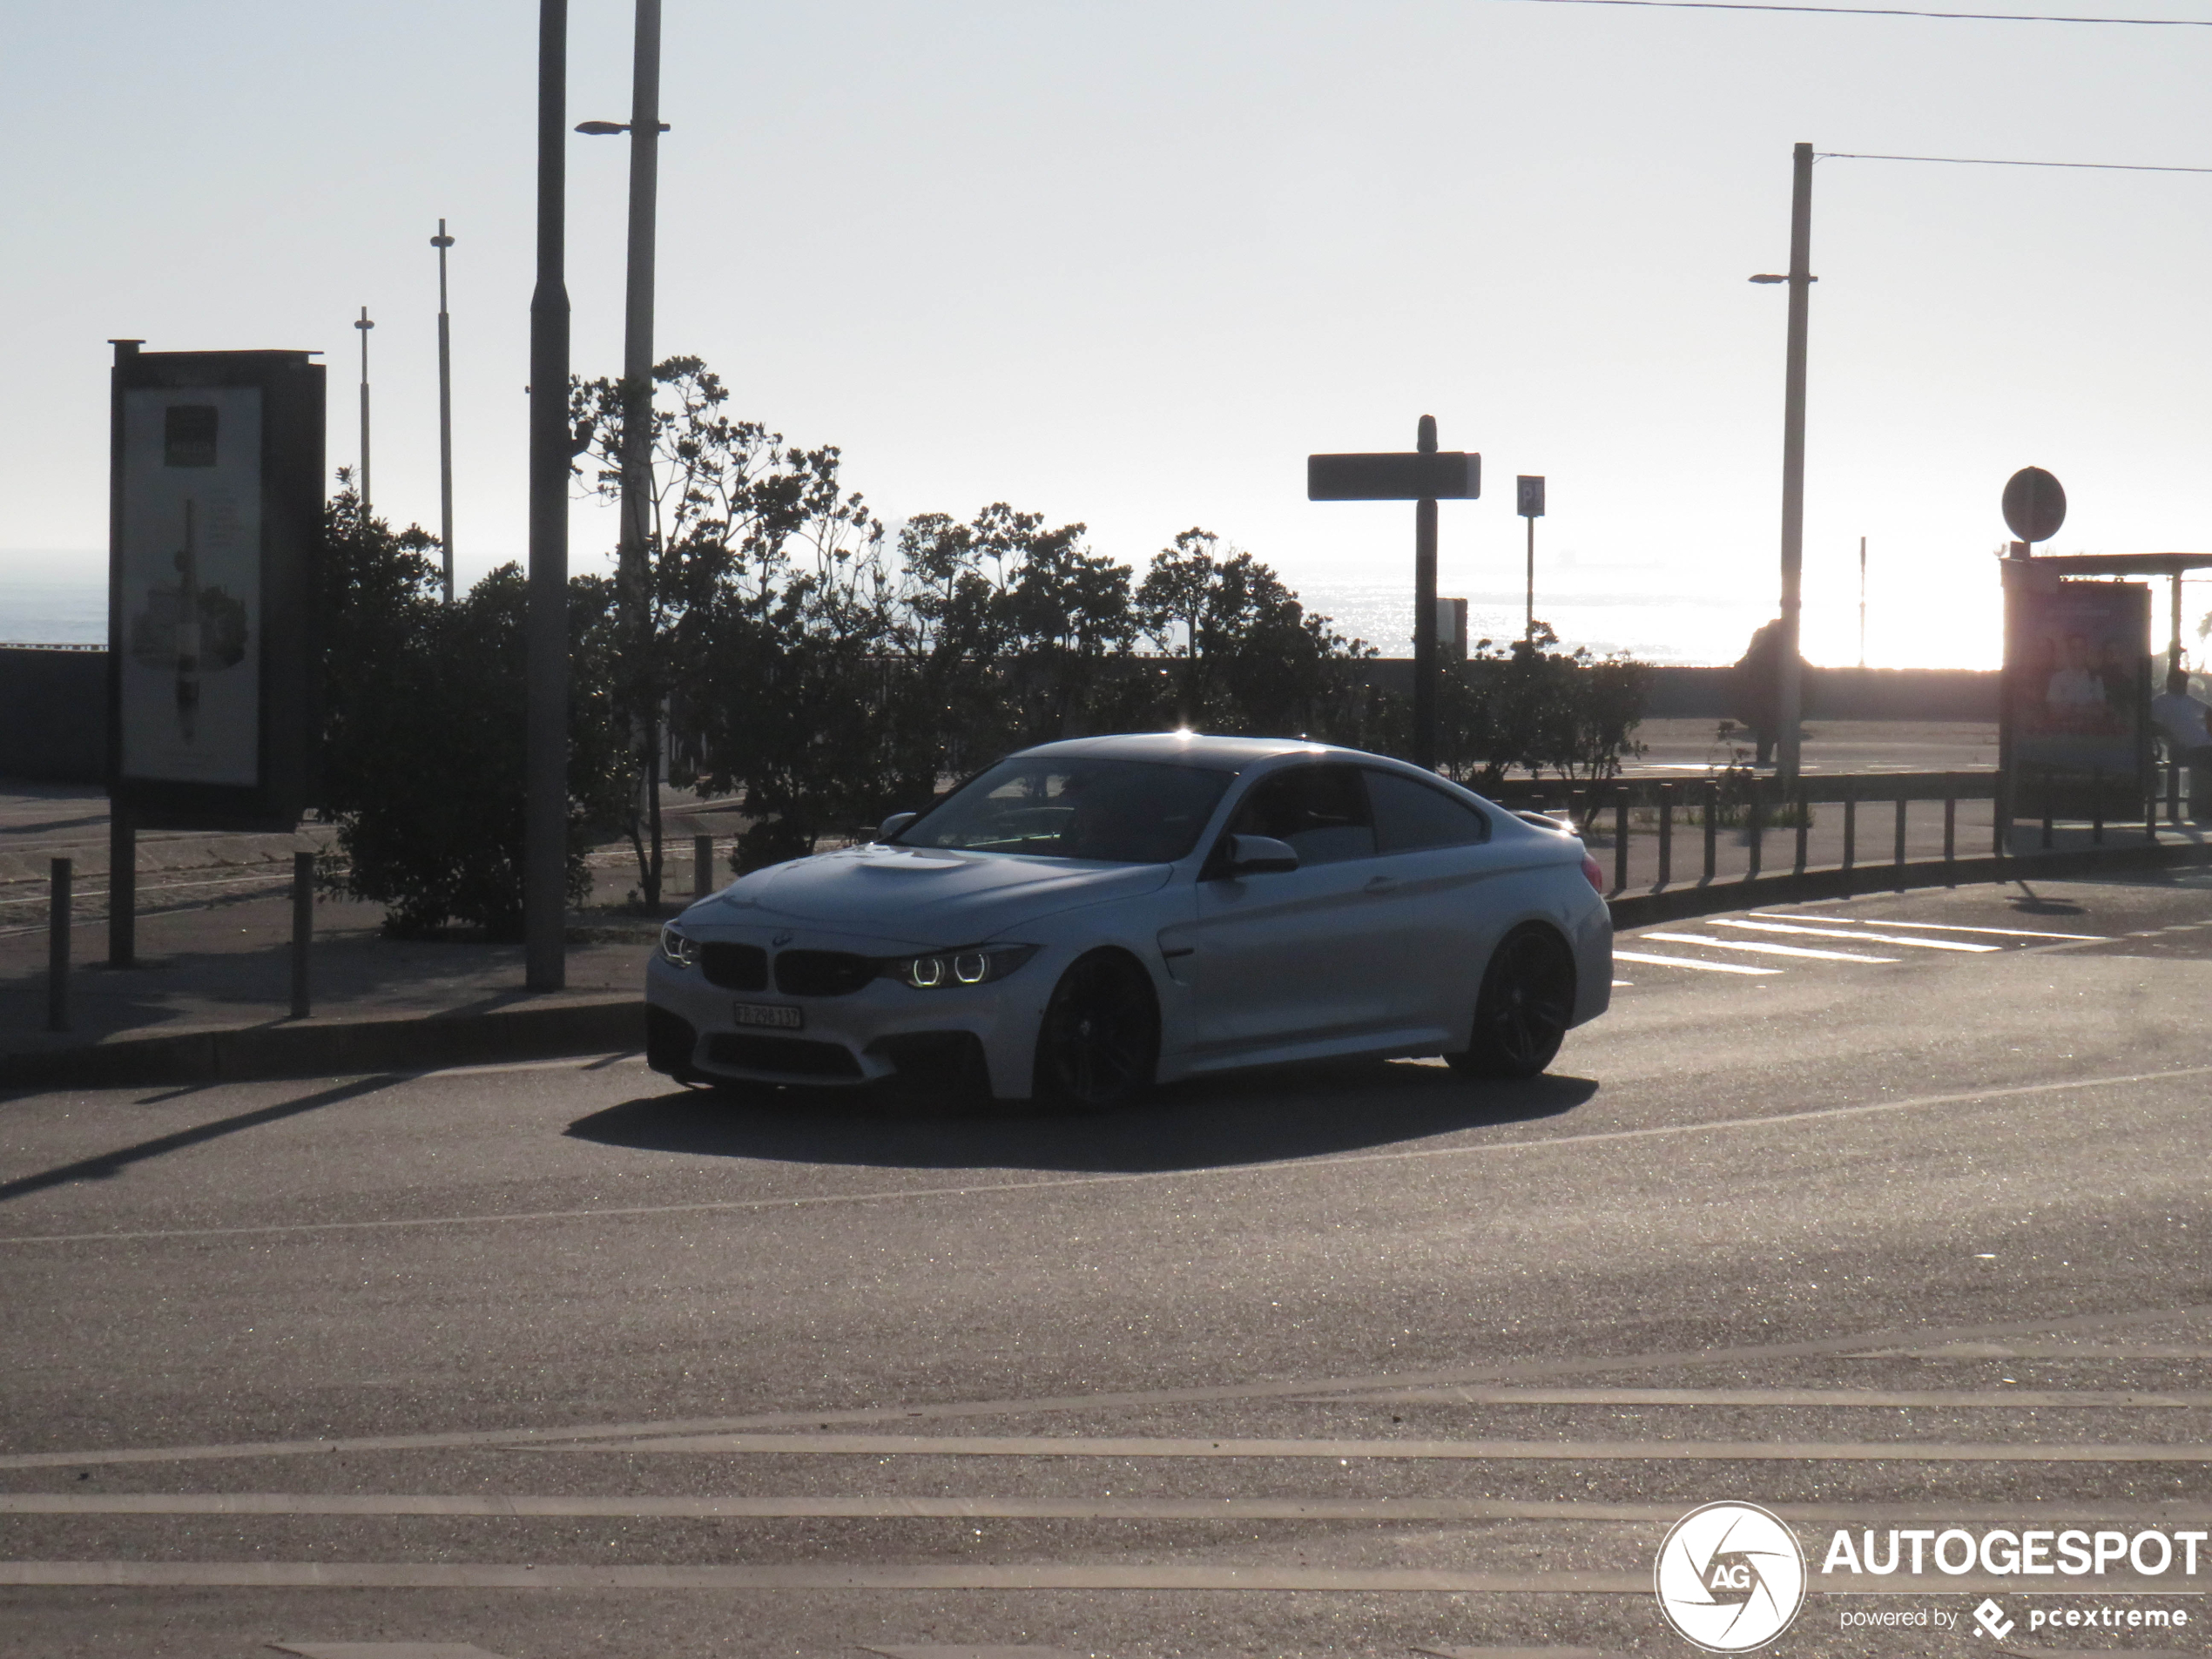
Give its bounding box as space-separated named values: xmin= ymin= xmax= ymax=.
xmin=108 ymin=346 xmax=323 ymax=829
xmin=2003 ymin=574 xmax=2150 ymax=823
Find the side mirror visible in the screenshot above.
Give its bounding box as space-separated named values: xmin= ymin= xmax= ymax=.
xmin=876 ymin=811 xmax=918 ymax=842
xmin=1224 ymin=833 xmax=1299 ymax=876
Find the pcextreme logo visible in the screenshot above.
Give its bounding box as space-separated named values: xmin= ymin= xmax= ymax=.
xmin=1655 ymin=1501 xmax=1809 ymax=1652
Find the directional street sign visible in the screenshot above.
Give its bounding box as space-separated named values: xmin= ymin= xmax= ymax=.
xmin=1307 ymin=417 xmax=1481 ymax=770
xmin=1307 ymin=450 xmax=1480 ymax=502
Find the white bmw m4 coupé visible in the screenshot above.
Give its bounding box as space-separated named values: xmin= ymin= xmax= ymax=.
xmin=645 ymin=733 xmax=1612 ymax=1108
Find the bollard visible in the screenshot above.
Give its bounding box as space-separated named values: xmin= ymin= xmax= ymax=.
xmin=1613 ymin=786 xmax=1629 ymax=894
xmin=694 ymin=833 xmax=713 ymax=900
xmin=290 ymin=852 xmax=314 ymax=1020
xmin=1943 ymin=792 xmax=1957 ymax=878
xmin=2041 ymin=810 xmax=2054 ymax=851
xmin=1744 ymin=778 xmax=1763 ymax=882
xmin=1702 ymin=780 xmax=1718 ymax=884
xmin=47 ymin=857 xmax=71 ymax=1033
xmin=1893 ymin=795 xmax=1908 ymax=891
xmin=1841 ymin=783 xmax=1857 ymax=876
xmin=1656 ymin=783 xmax=1673 ymax=891
xmin=1793 ymin=787 xmax=1808 ymax=878
xmin=107 ymin=805 xmax=135 ymax=968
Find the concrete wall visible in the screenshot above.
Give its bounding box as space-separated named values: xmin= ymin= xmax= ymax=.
xmin=0 ymin=647 xmax=107 ymax=783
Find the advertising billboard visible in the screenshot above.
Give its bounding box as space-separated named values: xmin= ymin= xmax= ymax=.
xmin=108 ymin=345 xmax=323 ymax=829
xmin=2002 ymin=571 xmax=2150 ymax=824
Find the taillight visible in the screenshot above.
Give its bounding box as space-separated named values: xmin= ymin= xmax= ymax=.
xmin=1581 ymin=853 xmax=1605 ymax=893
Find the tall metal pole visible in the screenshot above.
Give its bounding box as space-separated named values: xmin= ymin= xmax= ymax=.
xmin=619 ymin=0 xmax=664 ymax=905
xmin=1775 ymin=140 xmax=1814 ymax=786
xmin=353 ymin=307 xmax=374 ymax=517
xmin=1413 ymin=413 xmax=1439 ymax=772
xmin=525 ymin=0 xmax=571 ymax=992
xmin=1525 ymin=515 xmax=1537 ymax=642
xmin=431 ymin=219 xmax=456 ymax=603
xmin=1858 ymin=534 xmax=1867 ymax=669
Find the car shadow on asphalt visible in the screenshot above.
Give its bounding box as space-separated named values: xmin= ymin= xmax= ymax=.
xmin=564 ymin=1060 xmax=1600 ymax=1174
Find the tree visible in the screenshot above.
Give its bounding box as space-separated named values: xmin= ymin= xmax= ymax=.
xmin=314 ymin=479 xmax=626 ymax=937
xmin=1134 ymin=528 xmax=1367 ymax=736
xmin=570 ymin=356 xmax=882 ymax=898
xmin=1431 ymin=622 xmax=1649 ymax=790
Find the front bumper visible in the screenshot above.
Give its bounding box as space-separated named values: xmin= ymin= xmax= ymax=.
xmin=644 ymin=950 xmax=1047 ymax=1098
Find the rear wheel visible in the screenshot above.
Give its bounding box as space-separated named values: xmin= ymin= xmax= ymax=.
xmin=1033 ymin=950 xmax=1159 ymax=1110
xmin=1448 ymin=924 xmax=1576 ymax=1080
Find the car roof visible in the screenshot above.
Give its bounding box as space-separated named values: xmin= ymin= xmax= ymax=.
xmin=1015 ymin=732 xmax=1391 ymax=772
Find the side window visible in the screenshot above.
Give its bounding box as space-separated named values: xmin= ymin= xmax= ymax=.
xmin=1225 ymin=765 xmax=1376 ymax=865
xmin=1366 ymin=769 xmax=1488 ymax=853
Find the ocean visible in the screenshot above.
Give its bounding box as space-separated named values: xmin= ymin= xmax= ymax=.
xmin=0 ymin=565 xmax=1758 ymax=666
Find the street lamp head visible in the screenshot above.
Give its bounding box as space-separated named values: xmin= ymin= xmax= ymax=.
xmin=354 ymin=307 xmax=374 ymax=331
xmin=431 ymin=217 xmax=455 ymax=249
xmin=576 ymin=120 xmax=627 ymax=135
xmin=1749 ymin=273 xmax=1786 ymax=283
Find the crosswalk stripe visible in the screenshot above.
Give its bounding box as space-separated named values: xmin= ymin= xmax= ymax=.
xmin=1713 ymin=920 xmax=1998 ymax=952
xmin=1761 ymin=914 xmax=2108 ymax=941
xmin=1610 ymin=950 xmax=1777 ymax=975
xmin=1639 ymin=932 xmax=1898 ymax=963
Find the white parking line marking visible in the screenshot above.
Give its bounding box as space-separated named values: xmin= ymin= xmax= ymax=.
xmin=1610 ymin=951 xmax=1777 ymax=976
xmin=1639 ymin=932 xmax=1898 ymax=963
xmin=550 ymin=1430 xmax=2212 ymax=1463
xmin=271 ymin=1646 xmax=505 ymax=1659
xmin=1713 ymin=920 xmax=1999 ymax=953
xmin=1762 ymin=915 xmax=2108 ymax=941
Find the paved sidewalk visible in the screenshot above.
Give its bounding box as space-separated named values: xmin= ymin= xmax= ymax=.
xmin=0 ymin=785 xmax=740 ymax=1087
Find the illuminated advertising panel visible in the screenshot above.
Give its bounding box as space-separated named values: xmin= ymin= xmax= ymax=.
xmin=2002 ymin=573 xmax=2151 ymax=823
xmin=108 ymin=346 xmax=323 ymax=829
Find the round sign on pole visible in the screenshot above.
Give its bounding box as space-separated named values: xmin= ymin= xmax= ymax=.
xmin=2002 ymin=466 xmax=2067 ymax=544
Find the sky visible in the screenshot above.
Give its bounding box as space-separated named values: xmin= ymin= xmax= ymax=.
xmin=2 ymin=0 xmax=2209 ymax=666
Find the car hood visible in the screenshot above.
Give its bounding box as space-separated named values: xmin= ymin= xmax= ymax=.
xmin=705 ymin=844 xmax=1174 ymax=939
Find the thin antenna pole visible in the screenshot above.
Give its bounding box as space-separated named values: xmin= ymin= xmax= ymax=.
xmin=431 ymin=219 xmax=456 ymax=602
xmin=353 ymin=307 xmax=374 ymax=517
xmin=1858 ymin=534 xmax=1867 ymax=668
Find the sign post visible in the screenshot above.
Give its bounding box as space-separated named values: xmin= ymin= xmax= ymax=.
xmin=1308 ymin=417 xmax=1480 ymax=770
xmin=1517 ymin=475 xmax=1546 ymax=641
xmin=1995 ymin=465 xmax=2068 ymax=852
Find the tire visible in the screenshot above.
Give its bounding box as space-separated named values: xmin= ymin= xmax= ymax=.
xmin=1032 ymin=949 xmax=1160 ymax=1110
xmin=1447 ymin=923 xmax=1577 ymax=1080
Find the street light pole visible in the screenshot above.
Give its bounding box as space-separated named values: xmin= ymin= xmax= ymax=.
xmin=431 ymin=219 xmax=456 ymax=603
xmin=353 ymin=307 xmax=374 ymax=518
xmin=525 ymin=0 xmax=571 ymax=993
xmin=579 ymin=0 xmax=666 ymax=904
xmin=1775 ymin=140 xmax=1815 ymax=785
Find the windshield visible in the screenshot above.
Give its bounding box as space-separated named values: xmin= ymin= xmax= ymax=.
xmin=896 ymin=755 xmax=1235 ymax=863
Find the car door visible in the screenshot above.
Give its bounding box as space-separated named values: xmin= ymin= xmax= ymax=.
xmin=1359 ymin=767 xmax=1507 ymax=1036
xmin=1168 ymin=763 xmax=1399 ymax=1055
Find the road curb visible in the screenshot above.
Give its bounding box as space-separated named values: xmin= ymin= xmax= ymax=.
xmin=1607 ymin=839 xmax=2212 ymax=930
xmin=3 ymin=997 xmax=644 ymax=1091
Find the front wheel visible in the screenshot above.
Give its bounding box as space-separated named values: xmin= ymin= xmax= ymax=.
xmin=1447 ymin=923 xmax=1577 ymax=1080
xmin=1033 ymin=950 xmax=1159 ymax=1110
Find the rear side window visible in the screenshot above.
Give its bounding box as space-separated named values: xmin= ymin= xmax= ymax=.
xmin=1226 ymin=764 xmax=1376 ymax=864
xmin=1366 ymin=769 xmax=1488 ymax=853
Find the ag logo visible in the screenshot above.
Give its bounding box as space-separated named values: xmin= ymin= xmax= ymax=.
xmin=1654 ymin=1501 xmax=1807 ymax=1651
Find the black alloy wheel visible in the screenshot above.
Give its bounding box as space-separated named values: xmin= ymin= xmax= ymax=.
xmin=1033 ymin=950 xmax=1160 ymax=1110
xmin=1449 ymin=923 xmax=1577 ymax=1080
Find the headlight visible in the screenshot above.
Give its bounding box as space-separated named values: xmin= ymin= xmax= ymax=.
xmin=882 ymin=943 xmax=1038 ymax=990
xmin=658 ymin=923 xmax=697 ymax=968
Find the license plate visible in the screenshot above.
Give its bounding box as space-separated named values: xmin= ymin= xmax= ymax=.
xmin=732 ymin=1002 xmax=803 ymax=1031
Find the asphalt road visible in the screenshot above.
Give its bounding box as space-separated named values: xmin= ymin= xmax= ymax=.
xmin=4 ymin=872 xmax=2212 ymax=1659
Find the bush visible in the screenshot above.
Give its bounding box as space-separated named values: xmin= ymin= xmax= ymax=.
xmin=314 ymin=485 xmax=626 ymax=937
